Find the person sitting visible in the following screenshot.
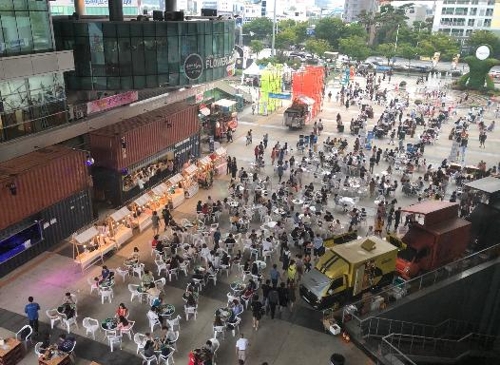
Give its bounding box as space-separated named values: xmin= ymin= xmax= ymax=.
xmin=160 ymin=325 xmax=177 ymax=345
xmin=99 ymin=265 xmax=110 ymax=283
xmin=59 ymin=303 xmax=75 ymax=320
xmin=147 ymin=307 xmax=160 ymax=324
xmin=57 ymin=334 xmax=75 ymax=353
xmin=39 ymin=332 xmax=51 ymax=353
xmin=184 ymin=290 xmax=198 ymax=308
xmin=141 ymin=270 xmax=155 ymax=289
xmin=143 ymin=339 xmax=156 ymax=358
xmin=155 ymin=240 xmax=165 ymax=254
xmin=126 ymin=247 xmax=140 ymax=266
xmin=228 ymin=299 xmax=244 ymax=323
xmin=242 ymin=279 xmax=257 ymax=299
xmin=63 ymin=292 xmax=75 ymax=305
xmin=116 ymin=315 xmax=130 ymax=330
xmin=115 ymin=303 xmax=129 ymax=319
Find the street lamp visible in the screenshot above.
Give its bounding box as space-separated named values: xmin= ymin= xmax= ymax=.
xmin=271 ymin=0 xmax=277 ymax=57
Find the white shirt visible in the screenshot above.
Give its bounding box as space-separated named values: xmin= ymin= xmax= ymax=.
xmin=236 ymin=338 xmax=248 ymax=351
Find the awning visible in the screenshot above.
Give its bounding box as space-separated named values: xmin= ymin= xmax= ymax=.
xmin=168 ymin=173 xmax=184 ymax=186
xmin=214 ymin=99 xmax=237 ymax=108
xmin=200 ymin=107 xmax=211 ymax=116
xmin=134 ymin=193 xmax=151 ymax=207
xmin=109 ymin=206 xmax=131 ymax=222
xmin=73 ymin=226 xmax=99 ymax=245
xmin=215 ymin=147 xmax=226 ymax=156
xmin=184 ymin=164 xmax=198 ymax=175
xmin=199 ymin=156 xmax=212 ymax=165
xmin=465 ymin=177 xmax=500 ymax=194
xmin=297 ymin=96 xmax=315 ymax=106
xmin=151 ymin=183 xmax=168 ymax=196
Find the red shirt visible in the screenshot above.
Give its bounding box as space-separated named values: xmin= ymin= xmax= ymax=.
xmin=152 ymin=238 xmax=158 ymax=248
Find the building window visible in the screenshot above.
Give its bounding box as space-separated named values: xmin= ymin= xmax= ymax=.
xmin=484 ymin=19 xmax=491 ymax=27
xmin=468 ymin=19 xmax=475 ymax=26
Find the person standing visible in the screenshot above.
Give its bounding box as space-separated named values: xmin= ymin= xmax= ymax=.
xmin=269 ymin=264 xmax=280 ymax=288
xmin=287 ymin=279 xmax=297 ymax=312
xmin=278 ymin=282 xmax=289 ymax=314
xmin=227 ymin=155 xmax=232 ymax=175
xmin=235 ymin=333 xmax=249 ymax=362
xmin=268 ymin=285 xmax=279 ymax=319
xmin=277 ymin=164 xmax=284 ymax=183
xmin=25 ymin=296 xmax=40 ymax=334
xmin=151 ymin=211 xmax=160 ymax=236
xmin=231 ymin=157 xmax=238 ymax=179
xmin=263 ymin=133 xmax=269 ymax=149
xmin=394 ymin=207 xmax=402 ymax=231
xmin=250 ymin=294 xmax=263 ymax=331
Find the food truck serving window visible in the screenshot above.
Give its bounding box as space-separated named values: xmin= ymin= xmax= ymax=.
xmin=330 ymin=277 xmax=344 ymax=291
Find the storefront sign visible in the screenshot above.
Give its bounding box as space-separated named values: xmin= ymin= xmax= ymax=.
xmin=86 ymin=91 xmax=138 ymax=115
xmin=184 ymin=54 xmax=236 ymax=80
xmin=184 ymin=54 xmax=204 ymax=80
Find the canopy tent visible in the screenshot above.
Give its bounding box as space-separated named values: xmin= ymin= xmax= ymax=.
xmin=296 ymin=95 xmax=315 ymax=106
xmin=109 ymin=206 xmax=131 ymax=222
xmin=73 ymin=226 xmax=99 ymax=245
xmin=199 ymin=107 xmax=211 ymax=116
xmin=184 ymin=164 xmax=198 ymax=175
xmin=168 ymin=173 xmax=184 ymax=186
xmin=151 ymin=183 xmax=168 ymax=196
xmin=243 ymin=62 xmax=262 ymax=76
xmin=134 ymin=193 xmax=151 ymax=207
xmin=214 ymin=99 xmax=237 ymax=108
xmin=199 ymin=156 xmax=212 ymax=165
xmin=215 ymin=147 xmax=226 ymax=156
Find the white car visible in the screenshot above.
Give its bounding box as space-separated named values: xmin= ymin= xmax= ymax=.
xmin=489 ymin=70 xmax=500 ymax=79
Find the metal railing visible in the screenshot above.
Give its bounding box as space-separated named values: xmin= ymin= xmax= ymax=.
xmin=361 ymin=317 xmax=478 ymax=340
xmin=382 ymin=332 xmax=498 ymax=360
xmin=342 ymin=243 xmax=500 ymax=329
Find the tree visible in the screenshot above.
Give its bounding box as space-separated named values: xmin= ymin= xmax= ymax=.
xmin=275 ymin=28 xmax=297 ymax=52
xmin=315 ymin=17 xmax=347 ymax=49
xmin=373 ymin=4 xmax=410 ymax=47
xmin=356 ymin=10 xmax=377 ymax=46
xmin=418 ymin=33 xmax=460 ymax=61
xmin=293 ymin=22 xmax=309 ymax=45
xmin=250 ymin=40 xmax=265 ymax=57
xmin=243 ymin=18 xmax=273 ymax=44
xmin=377 ymin=43 xmax=397 ymax=65
xmin=338 ymin=36 xmax=370 ymax=61
xmin=305 ymin=39 xmax=330 ymax=57
xmin=397 ymin=43 xmax=418 ymax=74
xmin=466 ymin=30 xmax=500 ymax=59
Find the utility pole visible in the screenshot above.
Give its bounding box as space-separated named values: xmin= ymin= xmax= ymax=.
xmin=394 ymin=24 xmax=400 ymax=52
xmin=271 ymin=0 xmax=277 ymax=57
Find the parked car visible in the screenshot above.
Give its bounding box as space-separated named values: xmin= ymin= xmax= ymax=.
xmin=489 ymin=70 xmax=500 ymax=79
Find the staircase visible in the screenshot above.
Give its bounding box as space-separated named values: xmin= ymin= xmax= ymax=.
xmin=381 ymin=332 xmax=500 ymax=365
xmin=214 ymin=80 xmax=253 ymax=103
xmin=359 ymin=317 xmax=500 ymax=365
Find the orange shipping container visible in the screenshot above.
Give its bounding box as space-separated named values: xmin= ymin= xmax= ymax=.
xmin=89 ymin=102 xmax=200 ymax=171
xmin=0 ymin=146 xmax=91 ymax=231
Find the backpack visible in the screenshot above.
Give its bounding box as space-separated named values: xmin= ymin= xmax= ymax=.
xmin=269 ymin=289 xmax=279 ymax=304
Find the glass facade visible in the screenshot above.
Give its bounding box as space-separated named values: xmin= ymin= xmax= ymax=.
xmin=0 ymin=0 xmax=54 ymax=56
xmin=53 ymin=19 xmax=236 ymax=90
xmin=0 ymin=73 xmax=67 ymax=142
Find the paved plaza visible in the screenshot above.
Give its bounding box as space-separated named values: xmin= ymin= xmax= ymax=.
xmin=0 ymin=73 xmax=498 ymax=365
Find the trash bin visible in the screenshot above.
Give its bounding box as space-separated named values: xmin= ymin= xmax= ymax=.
xmin=330 ymin=353 xmax=345 ymax=365
xmin=338 ymin=125 xmax=344 ymax=133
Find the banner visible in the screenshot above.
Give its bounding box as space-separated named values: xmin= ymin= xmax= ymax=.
xmin=86 ymin=91 xmax=138 ymax=115
xmin=269 ymin=93 xmax=291 ymax=100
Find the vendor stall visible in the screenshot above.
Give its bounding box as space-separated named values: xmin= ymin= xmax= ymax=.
xmin=182 ymin=164 xmax=199 ymax=198
xmin=212 ymin=147 xmax=228 ymax=176
xmin=108 ymin=206 xmax=134 ymax=246
xmin=72 ymin=225 xmax=115 ymax=271
xmin=197 ymin=156 xmax=214 ymax=189
xmin=150 ymin=182 xmax=169 ymax=211
xmin=203 ymin=99 xmax=238 ymax=141
xmin=166 ymin=173 xmax=185 ymax=208
xmin=131 ymin=193 xmax=153 ymax=232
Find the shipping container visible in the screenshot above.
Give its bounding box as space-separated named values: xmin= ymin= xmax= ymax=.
xmin=0 ymin=189 xmax=93 ymax=277
xmin=0 ymin=146 xmax=91 ymax=231
xmin=89 ymin=102 xmax=200 ymax=170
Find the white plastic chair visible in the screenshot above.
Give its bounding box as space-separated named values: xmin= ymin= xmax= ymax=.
xmin=140 ymin=351 xmax=159 ymax=365
xmin=134 ymin=333 xmax=146 ymax=354
xmin=34 ymin=342 xmax=43 ymax=356
xmin=169 ymin=331 xmax=180 ymax=350
xmin=132 ymin=263 xmax=145 ymax=279
xmin=120 ymin=320 xmax=135 ymax=340
xmin=168 ymin=267 xmax=179 ymax=282
xmin=179 ymin=261 xmax=189 ymax=276
xmin=62 ymin=315 xmax=79 ymax=334
xmin=15 ymin=325 xmax=33 ymax=350
xmin=155 ymin=258 xmax=167 ymax=276
xmin=68 ymin=293 xmax=78 ymax=305
xmin=46 ymin=309 xmax=61 ymax=329
xmin=128 ymin=284 xmax=143 ymax=302
xmin=219 ymin=264 xmax=231 ymax=277
xmin=147 ymin=313 xmax=162 ymax=333
xmin=155 ymin=277 xmax=166 ymax=292
xmin=184 ymin=306 xmax=198 ymax=321
xmin=166 ymin=315 xmax=181 ymax=332
xmin=100 ymin=287 xmax=114 ymax=304
xmin=87 ymin=277 xmax=99 ymax=294
xmin=82 ymin=317 xmax=99 ymax=339
xmin=213 ymin=325 xmax=225 ymax=340
xmin=107 ymin=332 xmax=122 ymax=352
xmin=116 ymin=267 xmax=129 ymax=282
xmin=158 ymin=347 xmax=176 ymax=365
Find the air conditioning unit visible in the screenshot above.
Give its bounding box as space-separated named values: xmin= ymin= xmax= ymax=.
xmin=164 ymin=11 xmax=184 ymax=21
xmin=153 ymin=10 xmax=164 ymax=20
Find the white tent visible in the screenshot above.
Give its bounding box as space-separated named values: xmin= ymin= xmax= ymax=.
xmin=243 ymin=62 xmax=261 ymax=76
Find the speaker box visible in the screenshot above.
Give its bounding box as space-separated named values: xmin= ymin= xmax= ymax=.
xmin=201 ymin=8 xmax=217 ymax=16
xmin=153 ymin=10 xmax=164 ymax=20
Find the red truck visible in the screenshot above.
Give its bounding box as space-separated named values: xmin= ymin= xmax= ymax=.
xmin=395 ymin=201 xmax=471 ymax=279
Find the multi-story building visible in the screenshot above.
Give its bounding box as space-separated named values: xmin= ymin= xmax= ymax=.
xmin=404 ymin=4 xmax=432 ymax=28
xmin=343 ymin=0 xmax=378 ymax=23
xmin=0 ymin=0 xmax=235 ymax=277
xmin=432 ymin=0 xmax=500 ymax=44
